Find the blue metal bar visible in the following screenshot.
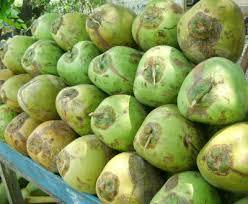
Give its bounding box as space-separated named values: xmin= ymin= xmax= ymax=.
xmin=0 ymin=142 xmax=100 ymax=204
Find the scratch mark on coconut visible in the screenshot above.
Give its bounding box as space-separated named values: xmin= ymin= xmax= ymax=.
xmin=139 ymin=122 xmax=161 ymax=149
xmin=164 ymin=175 xmax=178 ymax=191
xmin=97 ymin=171 xmax=119 ymax=202
xmin=57 ymin=150 xmax=70 ymax=176
xmin=51 ymin=16 xmax=63 ymax=35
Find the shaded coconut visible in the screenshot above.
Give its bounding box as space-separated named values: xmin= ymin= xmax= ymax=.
xmin=57 ymin=41 xmax=100 ymax=85
xmin=0 ymin=104 xmax=17 ymax=141
xmin=0 ymin=36 xmax=36 ymax=74
xmin=27 ymin=120 xmax=77 ymax=172
xmin=21 ymin=40 xmax=64 ymax=76
xmin=96 ymin=152 xmax=164 ymax=204
xmin=31 ymin=13 xmax=60 ymax=40
xmin=177 ymin=57 xmax=248 ymax=125
xmin=91 ymin=95 xmax=147 ymax=151
xmin=51 ymin=12 xmax=90 ymax=51
xmin=0 ymin=69 xmax=14 ymax=104
xmin=86 ymin=4 xmax=136 ymax=51
xmin=4 ymin=112 xmax=41 ymax=155
xmin=17 ymin=75 xmax=66 ymax=122
xmin=56 ymin=84 xmax=106 ymax=136
xmin=150 ymin=171 xmax=221 ymax=204
xmin=177 ymin=0 xmax=245 ymax=64
xmin=197 ymin=122 xmax=248 ymax=192
xmin=132 ymin=0 xmax=183 ymax=51
xmin=0 ymin=74 xmax=32 ymax=112
xmin=57 ymin=135 xmax=115 ymax=194
xmin=134 ymin=104 xmax=205 ymax=172
xmin=134 ymin=46 xmax=193 ymax=107
xmin=88 ymin=46 xmax=142 ymax=95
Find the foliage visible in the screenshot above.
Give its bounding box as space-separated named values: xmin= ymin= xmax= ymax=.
xmin=0 ymin=0 xmax=27 ymax=30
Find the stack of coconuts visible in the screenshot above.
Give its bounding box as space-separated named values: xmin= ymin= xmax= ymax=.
xmin=0 ymin=0 xmax=248 ymax=203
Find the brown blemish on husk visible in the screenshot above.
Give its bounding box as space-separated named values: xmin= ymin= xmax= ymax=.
xmin=143 ymin=56 xmax=165 ymax=85
xmin=140 ymin=6 xmax=163 ymax=29
xmin=163 ymin=192 xmax=190 ymax=204
xmin=97 ymin=171 xmax=119 ymax=202
xmin=183 ymin=135 xmax=200 ymax=154
xmin=164 ymin=175 xmax=178 ymax=191
xmin=7 ymin=113 xmax=28 ymax=137
xmin=91 ymin=106 xmax=116 ymax=130
xmin=87 ymin=11 xmax=110 ymax=50
xmin=87 ymin=138 xmax=105 ymax=149
xmin=58 ymin=88 xmax=79 ymax=108
xmin=128 ymin=154 xmax=145 ymax=185
xmin=57 ymin=150 xmax=71 ymax=177
xmin=27 ymin=133 xmax=43 ymax=155
xmin=64 ymin=48 xmax=79 ymax=63
xmin=51 ymin=16 xmax=63 ymax=35
xmin=129 ymin=52 xmax=143 ymax=64
xmin=139 ymin=122 xmax=161 ymax=149
xmin=206 ymin=144 xmax=233 ymax=176
xmin=185 ymin=12 xmax=222 ymax=58
xmin=170 ymin=3 xmax=184 ymax=14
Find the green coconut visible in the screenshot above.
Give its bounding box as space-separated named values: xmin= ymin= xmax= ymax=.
xmin=96 ymin=152 xmax=164 ymax=204
xmin=88 ymin=46 xmax=142 ymax=95
xmin=0 ymin=74 xmax=32 ymax=112
xmin=197 ymin=122 xmax=248 ymax=192
xmin=27 ymin=120 xmax=77 ymax=172
xmin=17 ymin=75 xmax=66 ymax=122
xmin=0 ymin=69 xmax=14 ymax=104
xmin=51 ymin=12 xmax=90 ymax=51
xmin=31 ymin=13 xmax=60 ymax=40
xmin=134 ymin=46 xmax=193 ymax=107
xmin=21 ymin=40 xmax=64 ymax=76
xmin=91 ymin=95 xmax=147 ymax=151
xmin=4 ymin=112 xmax=41 ymax=155
xmin=150 ymin=171 xmax=221 ymax=204
xmin=56 ymin=135 xmax=115 ymax=194
xmin=0 ymin=36 xmax=36 ymax=74
xmin=177 ymin=0 xmax=245 ymax=64
xmin=132 ymin=0 xmax=183 ymax=51
xmin=86 ymin=4 xmax=136 ymax=51
xmin=56 ymin=84 xmax=106 ymax=136
xmin=57 ymin=41 xmax=101 ymax=86
xmin=177 ymin=57 xmax=248 ymax=125
xmin=0 ymin=104 xmax=17 ymax=141
xmin=134 ymin=104 xmax=205 ymax=172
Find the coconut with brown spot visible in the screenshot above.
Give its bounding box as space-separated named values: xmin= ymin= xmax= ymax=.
xmin=197 ymin=122 xmax=248 ymax=192
xmin=17 ymin=75 xmax=66 ymax=122
xmin=134 ymin=45 xmax=193 ymax=107
xmin=0 ymin=104 xmax=17 ymax=141
xmin=31 ymin=13 xmax=60 ymax=40
xmin=132 ymin=0 xmax=183 ymax=51
xmin=21 ymin=40 xmax=64 ymax=76
xmin=4 ymin=112 xmax=41 ymax=155
xmin=56 ymin=135 xmax=115 ymax=194
xmin=177 ymin=57 xmax=248 ymax=125
xmin=88 ymin=46 xmax=142 ymax=95
xmin=0 ymin=69 xmax=14 ymax=104
xmin=86 ymin=4 xmax=136 ymax=51
xmin=0 ymin=36 xmax=36 ymax=74
xmin=57 ymin=41 xmax=101 ymax=86
xmin=0 ymin=74 xmax=32 ymax=112
xmin=51 ymin=13 xmax=90 ymax=51
xmin=151 ymin=171 xmax=221 ymax=204
xmin=177 ymin=0 xmax=245 ymax=64
xmin=134 ymin=104 xmax=205 ymax=172
xmin=56 ymin=84 xmax=106 ymax=136
xmin=96 ymin=152 xmax=164 ymax=204
xmin=27 ymin=120 xmax=77 ymax=172
xmin=91 ymin=95 xmax=147 ymax=151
